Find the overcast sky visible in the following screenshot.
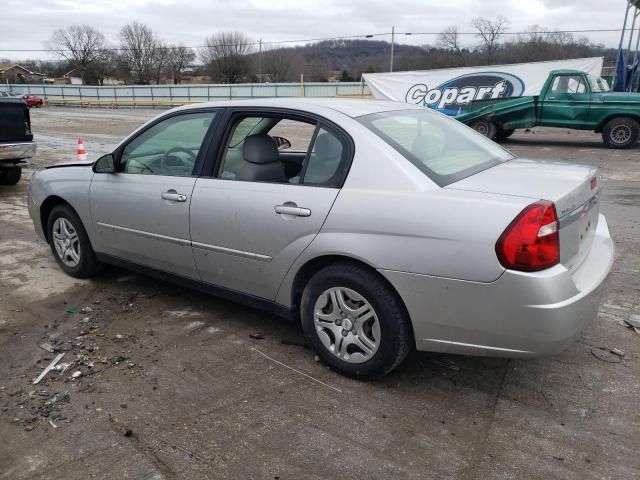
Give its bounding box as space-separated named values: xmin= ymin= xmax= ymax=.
xmin=0 ymin=0 xmax=630 ymax=61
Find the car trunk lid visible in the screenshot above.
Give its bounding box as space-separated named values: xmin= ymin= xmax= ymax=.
xmin=446 ymin=158 xmax=600 ymax=271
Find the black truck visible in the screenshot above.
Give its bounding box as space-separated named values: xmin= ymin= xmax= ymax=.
xmin=0 ymin=98 xmax=36 ymax=185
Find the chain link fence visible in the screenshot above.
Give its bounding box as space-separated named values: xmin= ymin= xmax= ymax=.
xmin=1 ymin=82 xmax=370 ymax=108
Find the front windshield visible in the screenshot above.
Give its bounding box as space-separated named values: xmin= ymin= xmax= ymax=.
xmin=588 ymin=74 xmax=610 ymax=93
xmin=358 ymin=109 xmax=514 ymax=186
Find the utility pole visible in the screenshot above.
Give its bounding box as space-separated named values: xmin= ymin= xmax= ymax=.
xmin=627 ymin=8 xmax=639 ymax=63
xmin=389 ymin=26 xmax=395 ymax=72
xmin=258 ymin=38 xmax=263 ymax=82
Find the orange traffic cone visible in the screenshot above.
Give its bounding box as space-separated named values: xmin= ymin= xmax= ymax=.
xmin=77 ymin=138 xmax=87 ymax=161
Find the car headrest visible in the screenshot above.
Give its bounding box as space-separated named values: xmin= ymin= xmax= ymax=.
xmin=315 ymin=132 xmax=342 ymax=161
xmin=242 ymin=134 xmax=279 ymax=164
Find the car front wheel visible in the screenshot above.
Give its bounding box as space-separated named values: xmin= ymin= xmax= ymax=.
xmin=300 ymin=263 xmax=412 ymax=379
xmin=47 ymin=204 xmax=103 ymax=278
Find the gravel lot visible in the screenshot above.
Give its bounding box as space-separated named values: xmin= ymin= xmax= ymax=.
xmin=1 ymin=107 xmax=639 ymax=480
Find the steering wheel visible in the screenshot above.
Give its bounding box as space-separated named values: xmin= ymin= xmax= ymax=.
xmin=128 ymin=158 xmax=154 ymax=174
xmin=161 ymin=146 xmax=196 ymax=172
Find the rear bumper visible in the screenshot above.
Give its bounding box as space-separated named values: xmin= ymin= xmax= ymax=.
xmin=381 ymin=214 xmax=615 ymax=357
xmin=0 ymin=142 xmax=36 ymax=162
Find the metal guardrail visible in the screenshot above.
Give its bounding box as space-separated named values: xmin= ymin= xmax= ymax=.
xmin=1 ymin=82 xmax=370 ymax=108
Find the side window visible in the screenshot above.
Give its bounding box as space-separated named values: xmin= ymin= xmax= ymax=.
xmin=217 ymin=114 xmax=349 ymax=187
xmin=219 ymin=115 xmax=316 ymax=184
xmin=301 ymin=128 xmax=346 ymax=187
xmin=269 ymin=119 xmax=316 ymax=151
xmin=119 ymin=112 xmax=216 ymax=176
xmin=550 ymin=76 xmax=586 ymax=95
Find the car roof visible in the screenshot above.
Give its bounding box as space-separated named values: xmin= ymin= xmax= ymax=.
xmin=172 ymin=97 xmax=423 ymax=118
xmin=549 ymin=69 xmax=590 ymax=75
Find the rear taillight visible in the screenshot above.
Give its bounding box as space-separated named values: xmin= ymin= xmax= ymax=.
xmin=496 ymin=200 xmax=560 ymax=272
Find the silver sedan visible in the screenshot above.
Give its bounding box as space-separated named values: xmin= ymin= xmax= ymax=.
xmin=28 ymin=98 xmax=614 ymax=379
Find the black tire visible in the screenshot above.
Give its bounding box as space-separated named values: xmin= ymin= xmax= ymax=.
xmin=0 ymin=166 xmax=21 ymax=185
xmin=470 ymin=119 xmax=497 ymax=140
xmin=495 ymin=127 xmax=515 ymax=142
xmin=300 ymin=263 xmax=413 ymax=379
xmin=602 ymin=117 xmax=640 ymax=149
xmin=46 ymin=204 xmax=103 ymax=278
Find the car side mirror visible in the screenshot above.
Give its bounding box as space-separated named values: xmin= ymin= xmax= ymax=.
xmin=272 ymin=136 xmax=292 ymax=150
xmin=93 ymin=154 xmax=116 ymax=173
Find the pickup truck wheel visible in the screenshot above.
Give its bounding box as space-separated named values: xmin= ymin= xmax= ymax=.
xmin=495 ymin=128 xmax=515 ymax=142
xmin=603 ymin=117 xmax=640 ymax=149
xmin=300 ymin=263 xmax=412 ymax=379
xmin=0 ymin=166 xmax=22 ymax=185
xmin=47 ymin=204 xmax=103 ymax=278
xmin=471 ymin=119 xmax=497 ymax=140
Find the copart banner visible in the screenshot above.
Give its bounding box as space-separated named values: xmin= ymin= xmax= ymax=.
xmin=363 ymin=57 xmax=604 ymax=115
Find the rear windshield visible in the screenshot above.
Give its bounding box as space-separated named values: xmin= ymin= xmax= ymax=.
xmin=358 ymin=109 xmax=514 ymax=186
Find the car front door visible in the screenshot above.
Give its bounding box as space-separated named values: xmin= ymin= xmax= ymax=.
xmin=189 ymin=111 xmax=352 ymax=300
xmin=540 ymin=74 xmax=592 ymax=128
xmin=90 ymin=110 xmax=219 ymax=279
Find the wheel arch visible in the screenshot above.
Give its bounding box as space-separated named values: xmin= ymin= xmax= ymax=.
xmin=40 ymin=195 xmax=78 ymax=243
xmin=289 ymin=254 xmax=412 ymax=330
xmin=595 ymin=113 xmax=640 ymax=133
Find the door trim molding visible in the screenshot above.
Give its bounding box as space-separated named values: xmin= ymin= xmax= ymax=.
xmin=96 ymin=222 xmax=191 ymax=247
xmin=192 ymin=241 xmax=272 ymax=262
xmin=97 ymin=221 xmax=272 ymax=261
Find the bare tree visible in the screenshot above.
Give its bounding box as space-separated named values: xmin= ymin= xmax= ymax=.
xmin=471 ymin=16 xmax=510 ymax=64
xmin=151 ymin=42 xmax=170 ymax=84
xmin=120 ymin=22 xmax=160 ymax=84
xmin=437 ymin=26 xmax=466 ymax=65
xmin=48 ymin=25 xmax=108 ymax=83
xmin=261 ymin=48 xmax=294 ymax=82
xmin=200 ymin=32 xmax=253 ymax=83
xmin=166 ymin=45 xmax=195 ymax=84
xmin=438 ymin=26 xmax=461 ymax=52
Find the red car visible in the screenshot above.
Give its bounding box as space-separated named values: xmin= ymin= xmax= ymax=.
xmin=22 ymin=94 xmax=43 ymax=108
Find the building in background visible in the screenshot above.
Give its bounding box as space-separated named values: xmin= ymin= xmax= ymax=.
xmin=0 ymin=64 xmax=46 ymax=84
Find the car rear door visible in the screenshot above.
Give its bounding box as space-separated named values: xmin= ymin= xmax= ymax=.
xmin=89 ymin=110 xmax=220 ymax=279
xmin=189 ymin=110 xmax=353 ymax=300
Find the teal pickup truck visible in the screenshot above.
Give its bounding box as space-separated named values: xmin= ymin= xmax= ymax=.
xmin=457 ymin=69 xmax=640 ymax=148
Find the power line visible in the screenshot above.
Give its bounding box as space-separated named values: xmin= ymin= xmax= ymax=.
xmin=0 ymin=28 xmax=624 ymax=53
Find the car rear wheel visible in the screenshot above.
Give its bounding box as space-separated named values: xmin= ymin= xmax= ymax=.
xmin=602 ymin=117 xmax=640 ymax=149
xmin=47 ymin=204 xmax=103 ymax=278
xmin=300 ymin=263 xmax=412 ymax=379
xmin=495 ymin=127 xmax=515 ymax=142
xmin=470 ymin=119 xmax=497 ymax=140
xmin=0 ymin=166 xmax=22 ymax=185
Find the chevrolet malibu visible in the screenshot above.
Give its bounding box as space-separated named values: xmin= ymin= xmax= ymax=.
xmin=28 ymin=98 xmax=614 ymax=379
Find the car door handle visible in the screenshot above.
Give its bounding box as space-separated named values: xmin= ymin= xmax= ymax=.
xmin=161 ymin=190 xmax=187 ymax=202
xmin=274 ymin=204 xmax=311 ymax=217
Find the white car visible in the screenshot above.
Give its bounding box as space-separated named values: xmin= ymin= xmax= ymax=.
xmin=28 ymin=98 xmax=614 ymax=378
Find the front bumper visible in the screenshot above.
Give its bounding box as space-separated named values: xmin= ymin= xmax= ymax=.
xmin=0 ymin=142 xmax=36 ymax=162
xmin=381 ymin=214 xmax=615 ymax=357
xmin=27 ymin=171 xmax=47 ymax=242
